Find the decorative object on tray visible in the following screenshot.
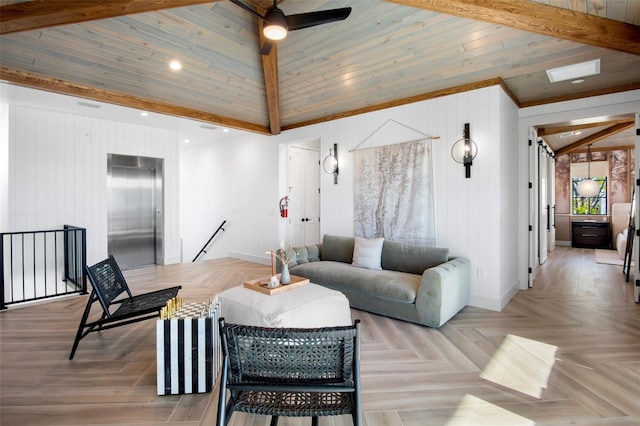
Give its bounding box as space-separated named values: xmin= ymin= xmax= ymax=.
xmin=244 ymin=275 xmax=310 ymax=295
xmin=160 ymin=297 xmax=184 ymax=320
xmin=266 ymin=239 xmax=294 ymax=285
xmin=268 ymin=276 xmax=280 ymax=288
xmin=280 ymin=263 xmax=291 ymax=284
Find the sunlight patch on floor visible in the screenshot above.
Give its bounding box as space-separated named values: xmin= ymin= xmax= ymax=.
xmin=480 ymin=334 xmax=558 ymax=398
xmin=446 ymin=394 xmax=535 ymax=425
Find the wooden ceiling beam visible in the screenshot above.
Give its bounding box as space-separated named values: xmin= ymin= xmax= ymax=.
xmin=258 ymin=12 xmax=281 ymax=135
xmin=0 ymin=67 xmax=271 ymax=135
xmin=555 ymin=122 xmax=635 ymax=156
xmin=385 ymin=0 xmax=640 ymax=56
xmin=537 ymin=118 xmax=635 ymax=136
xmin=0 ymin=0 xmax=220 ymax=35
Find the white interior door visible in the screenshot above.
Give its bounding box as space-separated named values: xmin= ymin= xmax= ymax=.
xmin=302 ymin=153 xmax=320 ymax=245
xmin=287 ymin=146 xmax=320 ymax=247
xmin=539 ymin=146 xmax=549 ymax=265
xmin=528 ymin=128 xmax=537 ymax=286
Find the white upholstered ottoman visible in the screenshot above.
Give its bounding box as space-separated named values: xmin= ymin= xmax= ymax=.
xmin=218 ymin=283 xmax=352 ymax=328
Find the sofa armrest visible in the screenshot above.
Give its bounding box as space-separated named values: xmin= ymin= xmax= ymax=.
xmin=416 ymin=257 xmax=470 ymax=327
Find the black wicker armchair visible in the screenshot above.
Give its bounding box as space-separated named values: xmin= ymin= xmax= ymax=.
xmin=217 ymin=318 xmax=362 ymax=426
xmin=69 ymin=255 xmax=181 ymax=359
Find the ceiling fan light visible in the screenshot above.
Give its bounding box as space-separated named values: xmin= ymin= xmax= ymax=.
xmin=577 ymin=179 xmax=599 ymax=198
xmin=263 ymin=23 xmax=287 ymax=40
xmin=263 ymin=8 xmax=288 ymax=40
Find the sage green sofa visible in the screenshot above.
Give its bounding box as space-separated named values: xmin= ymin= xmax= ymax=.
xmin=281 ymin=234 xmax=470 ymax=328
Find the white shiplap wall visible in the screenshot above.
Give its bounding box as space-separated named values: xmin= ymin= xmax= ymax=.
xmin=0 ymin=104 xmax=8 ymax=231
xmin=271 ymin=85 xmax=521 ymax=311
xmin=6 ymin=105 xmax=181 ymax=265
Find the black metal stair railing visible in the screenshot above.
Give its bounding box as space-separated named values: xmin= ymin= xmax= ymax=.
xmin=192 ymin=220 xmax=226 ymax=262
xmin=1 ymin=225 xmax=87 ymax=310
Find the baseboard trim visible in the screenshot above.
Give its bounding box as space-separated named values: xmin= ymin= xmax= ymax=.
xmin=228 ymin=251 xmax=270 ymax=265
xmin=162 ymin=256 xmax=181 ymax=265
xmin=500 ymin=281 xmax=520 ymax=310
xmin=468 ymin=280 xmax=520 ymax=312
xmin=468 ymin=295 xmax=501 ymax=312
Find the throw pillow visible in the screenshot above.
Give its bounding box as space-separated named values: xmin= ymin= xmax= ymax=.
xmin=352 ymin=237 xmax=384 ymax=270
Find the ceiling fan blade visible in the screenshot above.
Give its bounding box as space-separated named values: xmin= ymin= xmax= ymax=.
xmin=228 ymin=0 xmax=265 ymax=20
xmin=260 ymin=39 xmax=274 ymax=55
xmin=285 ymin=7 xmax=352 ymax=31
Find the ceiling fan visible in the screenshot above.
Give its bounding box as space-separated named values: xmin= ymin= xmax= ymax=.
xmin=229 ymin=0 xmax=352 ymax=55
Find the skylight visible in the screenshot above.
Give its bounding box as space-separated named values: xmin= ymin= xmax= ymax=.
xmin=546 ymin=59 xmax=600 ymax=83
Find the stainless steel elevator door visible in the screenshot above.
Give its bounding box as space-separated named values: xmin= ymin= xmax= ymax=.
xmin=108 ymin=164 xmax=156 ymax=269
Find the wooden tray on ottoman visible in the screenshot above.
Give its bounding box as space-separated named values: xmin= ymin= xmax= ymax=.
xmin=243 ymin=274 xmax=309 ymax=295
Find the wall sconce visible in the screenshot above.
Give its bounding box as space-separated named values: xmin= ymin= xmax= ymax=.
xmin=323 ymin=143 xmax=339 ymax=184
xmin=451 ymin=123 xmax=478 ymax=178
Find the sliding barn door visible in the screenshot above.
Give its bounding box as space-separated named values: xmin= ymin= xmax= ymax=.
xmin=539 ymin=145 xmax=549 ymax=265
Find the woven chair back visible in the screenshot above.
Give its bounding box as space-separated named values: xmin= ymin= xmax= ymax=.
xmin=85 ymin=255 xmax=132 ymax=309
xmin=223 ymin=323 xmax=358 ymax=387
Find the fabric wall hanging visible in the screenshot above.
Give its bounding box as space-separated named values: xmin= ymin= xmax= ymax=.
xmin=353 ymin=120 xmax=437 ymax=246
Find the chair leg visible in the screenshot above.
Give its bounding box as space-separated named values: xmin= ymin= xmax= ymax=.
xmin=270 ymin=416 xmax=279 ymax=426
xmin=311 ymin=416 xmax=319 ymax=426
xmin=69 ymin=292 xmax=97 ymax=360
xmin=217 ymin=362 xmax=229 ymax=426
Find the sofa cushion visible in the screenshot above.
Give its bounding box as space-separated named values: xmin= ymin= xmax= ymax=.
xmin=288 ymin=244 xmax=321 ymax=267
xmin=291 ymin=261 xmax=419 ymax=303
xmin=321 ymin=235 xmax=355 ymax=264
xmin=381 ymin=240 xmax=449 ymax=274
xmin=352 ymin=237 xmax=384 ymax=270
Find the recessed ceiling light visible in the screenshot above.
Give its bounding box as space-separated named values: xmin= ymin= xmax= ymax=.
xmin=184 ymin=139 xmax=190 ymax=143
xmin=571 ymin=79 xmax=585 ymax=84
xmin=140 ymin=112 xmax=148 ymax=117
xmin=546 ymin=59 xmax=600 ymax=83
xmin=169 ymin=60 xmax=182 ymax=71
xmin=77 ymin=101 xmax=102 ymax=109
xmin=223 ymin=128 xmax=229 ymax=133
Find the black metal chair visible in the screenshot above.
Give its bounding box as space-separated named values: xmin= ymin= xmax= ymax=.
xmin=69 ymin=255 xmax=181 ymax=359
xmin=217 ymin=318 xmax=362 ymax=426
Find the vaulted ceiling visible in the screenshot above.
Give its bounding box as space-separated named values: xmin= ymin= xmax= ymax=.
xmin=1 ymin=0 xmax=639 ymax=151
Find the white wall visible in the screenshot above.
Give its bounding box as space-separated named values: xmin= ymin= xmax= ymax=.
xmin=498 ymin=89 xmax=521 ymax=306
xmin=5 ymin=105 xmax=182 ymax=265
xmin=0 ymin=104 xmax=8 ymax=231
xmin=180 ymin=133 xmax=280 ymax=263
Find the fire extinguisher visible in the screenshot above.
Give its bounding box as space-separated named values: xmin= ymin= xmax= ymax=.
xmin=279 ymin=196 xmax=289 ymax=218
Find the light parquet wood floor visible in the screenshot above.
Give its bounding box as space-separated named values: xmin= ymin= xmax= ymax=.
xmin=1 ymin=247 xmax=639 ymax=425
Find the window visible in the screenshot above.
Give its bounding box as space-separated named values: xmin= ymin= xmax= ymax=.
xmin=572 ymin=177 xmax=607 ymax=214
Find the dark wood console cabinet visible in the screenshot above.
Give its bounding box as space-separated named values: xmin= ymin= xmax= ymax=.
xmin=571 ymin=221 xmax=610 ymax=249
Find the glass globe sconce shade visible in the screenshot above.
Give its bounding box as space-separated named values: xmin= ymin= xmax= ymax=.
xmin=323 ymin=143 xmax=339 ymax=184
xmin=576 ymin=179 xmax=599 ymax=198
xmin=451 ymin=123 xmax=478 ymax=178
xmin=263 ymin=8 xmax=288 ymax=40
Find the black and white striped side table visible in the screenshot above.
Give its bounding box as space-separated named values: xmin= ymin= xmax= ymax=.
xmin=156 ymin=299 xmax=221 ymax=395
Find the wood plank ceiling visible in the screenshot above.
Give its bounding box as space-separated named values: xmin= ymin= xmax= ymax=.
xmin=1 ymin=0 xmax=639 ymax=143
